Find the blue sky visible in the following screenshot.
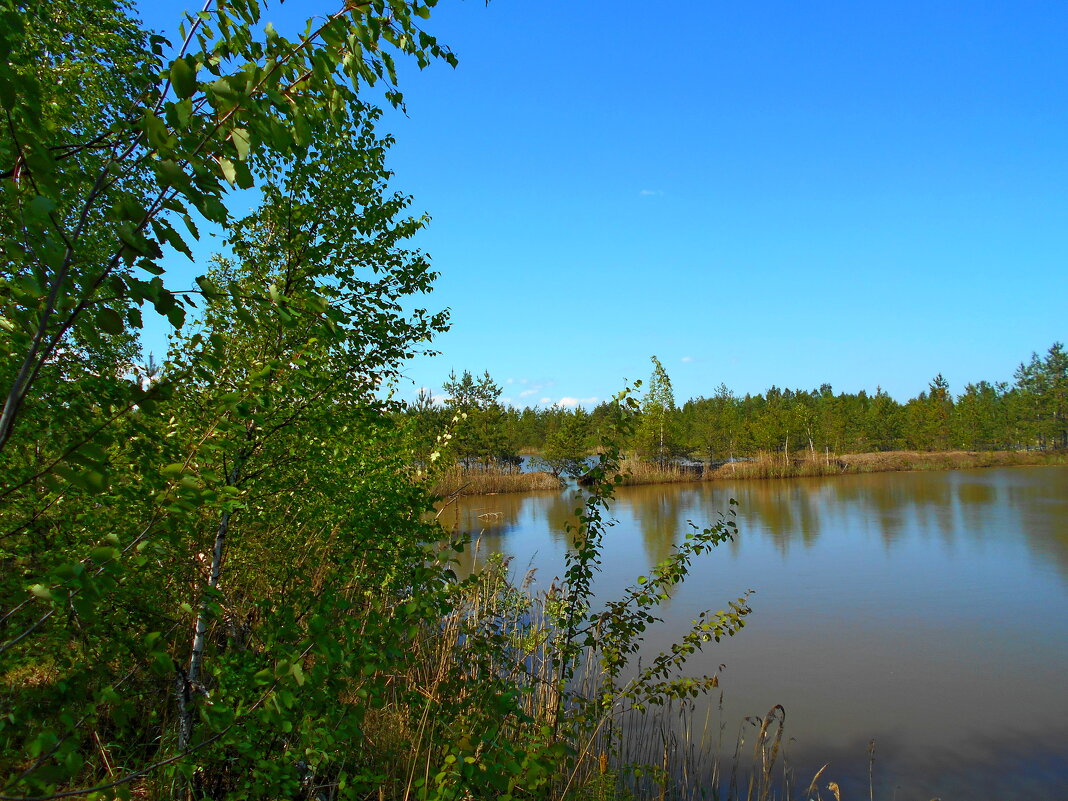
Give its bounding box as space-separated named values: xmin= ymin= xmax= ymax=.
xmin=136 ymin=1 xmax=1068 ymax=406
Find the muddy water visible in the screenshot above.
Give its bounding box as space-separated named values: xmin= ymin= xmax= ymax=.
xmin=438 ymin=466 xmax=1068 ymax=800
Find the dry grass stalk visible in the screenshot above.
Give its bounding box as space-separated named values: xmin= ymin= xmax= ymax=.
xmin=608 ymin=449 xmax=1068 ymax=487
xmin=430 ymin=465 xmax=562 ymax=497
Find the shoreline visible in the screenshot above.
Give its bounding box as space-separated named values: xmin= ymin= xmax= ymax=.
xmin=434 ymin=450 xmax=1068 ymax=496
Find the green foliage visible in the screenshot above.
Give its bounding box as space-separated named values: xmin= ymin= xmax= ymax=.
xmin=538 ymin=407 xmax=592 ymax=478
xmin=405 ymin=342 xmax=1068 ymax=470
xmin=441 ymin=369 xmax=519 ymax=468
xmin=0 ymin=2 xmax=460 ymax=798
xmin=0 ymin=6 xmax=750 ymax=801
xmin=635 ymin=356 xmax=680 ymax=465
xmin=543 ymin=388 xmax=750 ymax=793
xmin=3 ymin=3 xmax=1058 ymax=799
xmin=1014 ymin=342 xmax=1068 ymax=449
xmin=0 ymin=0 xmax=456 ymax=450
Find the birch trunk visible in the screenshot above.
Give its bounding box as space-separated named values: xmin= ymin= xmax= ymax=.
xmin=177 ymin=461 xmax=240 ymax=750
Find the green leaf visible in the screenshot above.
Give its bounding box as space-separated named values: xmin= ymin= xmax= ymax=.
xmin=27 ymin=194 xmax=57 ymax=219
xmin=97 ymin=308 xmax=124 ymax=335
xmin=219 ymin=158 xmax=237 ymax=187
xmin=137 ymin=258 xmax=166 ymax=276
xmin=195 ymin=275 xmax=222 ymax=300
xmin=166 ymin=304 xmax=186 ymax=329
xmin=63 ymin=468 xmax=107 ymax=493
xmin=253 ymin=669 xmax=273 ymax=685
xmin=232 ymin=159 xmax=254 ymax=189
xmin=117 ymin=224 xmax=150 ymax=256
xmin=152 ymin=219 xmax=192 ymax=259
xmin=10 ymin=273 xmax=45 ymax=299
xmin=155 ymin=159 xmax=185 ymax=189
xmin=142 ymin=111 xmax=174 ymax=151
xmin=168 ymin=98 xmax=193 ymax=130
xmin=170 ymin=56 xmax=197 ymax=99
xmin=231 ymin=127 xmax=251 ymax=160
xmin=91 ymin=546 xmax=120 ymax=563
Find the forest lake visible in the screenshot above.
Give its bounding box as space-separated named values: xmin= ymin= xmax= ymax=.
xmin=438 ymin=463 xmax=1068 ymax=801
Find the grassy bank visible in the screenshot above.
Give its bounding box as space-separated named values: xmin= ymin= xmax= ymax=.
xmin=431 ymin=465 xmax=563 ymax=496
xmin=612 ymin=449 xmax=1068 ymax=486
xmin=428 ymin=450 xmax=1068 ymax=495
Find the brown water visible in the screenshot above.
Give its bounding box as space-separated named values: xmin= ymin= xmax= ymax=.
xmin=438 ymin=465 xmax=1068 ymax=800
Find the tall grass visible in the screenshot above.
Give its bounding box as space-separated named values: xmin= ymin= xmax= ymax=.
xmin=614 ymin=458 xmax=704 ymax=486
xmin=356 ymin=549 xmax=846 ymax=801
xmin=838 ymin=448 xmax=1068 ymax=473
xmin=704 ymin=451 xmax=847 ymax=481
xmin=610 ymin=449 xmax=1068 ymax=486
xmin=430 ymin=465 xmax=563 ymax=497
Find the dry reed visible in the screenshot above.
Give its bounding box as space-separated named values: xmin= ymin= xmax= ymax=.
xmin=614 ymin=458 xmax=705 ymax=486
xmin=357 ymin=543 xmax=850 ymax=801
xmin=609 ymin=449 xmax=1068 ymax=487
xmin=430 ymin=465 xmax=563 ymax=497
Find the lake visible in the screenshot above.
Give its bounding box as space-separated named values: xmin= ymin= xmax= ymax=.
xmin=438 ymin=465 xmax=1068 ymax=800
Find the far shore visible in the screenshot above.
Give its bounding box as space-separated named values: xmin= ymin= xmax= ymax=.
xmin=431 ymin=449 xmax=1068 ymax=497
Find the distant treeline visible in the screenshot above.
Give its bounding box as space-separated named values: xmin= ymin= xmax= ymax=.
xmin=405 ymin=343 xmax=1068 ymax=472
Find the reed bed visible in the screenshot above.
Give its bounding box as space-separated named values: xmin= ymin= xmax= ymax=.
xmin=614 ymin=458 xmax=706 ymax=486
xmin=357 ymin=550 xmax=852 ymax=801
xmin=838 ymin=448 xmax=1068 ymax=473
xmin=610 ymin=449 xmax=1068 ymax=487
xmin=431 ymin=465 xmax=563 ymax=496
xmin=704 ymin=451 xmax=849 ymax=481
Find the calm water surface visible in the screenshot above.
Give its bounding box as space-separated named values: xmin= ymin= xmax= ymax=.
xmin=439 ymin=466 xmax=1068 ymax=800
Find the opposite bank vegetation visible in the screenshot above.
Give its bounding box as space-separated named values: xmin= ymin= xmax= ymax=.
xmin=417 ymin=347 xmax=1068 ymax=495
xmin=431 ymin=448 xmax=1068 ymax=497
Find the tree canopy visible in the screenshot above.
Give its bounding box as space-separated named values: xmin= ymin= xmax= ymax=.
xmin=406 ymin=345 xmax=1068 ymax=465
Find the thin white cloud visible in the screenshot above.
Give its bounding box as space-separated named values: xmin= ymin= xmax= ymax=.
xmin=680 ymin=356 xmax=694 ymax=363
xmin=640 ymin=189 xmax=664 ymax=196
xmin=557 ymin=396 xmax=598 ymax=407
xmin=539 ymin=397 xmax=553 ymax=405
xmin=518 ymin=388 xmax=538 ymax=398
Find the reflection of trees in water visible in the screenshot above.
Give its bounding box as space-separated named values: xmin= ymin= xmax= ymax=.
xmin=443 ymin=467 xmax=1068 ymax=587
xmin=830 ymin=477 xmax=908 ymax=548
xmin=721 ymin=481 xmax=825 ymax=554
xmin=437 ymin=493 xmax=525 ymax=537
xmin=438 ymin=491 xmax=552 ymax=578
xmin=1004 ymin=470 xmax=1068 ymax=583
xmin=693 ymin=469 xmax=1066 ymax=574
xmin=956 ymin=481 xmax=995 ymax=504
xmin=617 ymin=485 xmax=686 ymax=568
xmin=729 ymin=467 xmax=1068 ymax=586
xmin=693 ymin=488 xmax=744 ymax=558
xmin=542 ymin=489 xmax=584 ymax=547
xmin=911 ymin=476 xmax=956 ymax=545
xmin=956 ymin=480 xmax=998 ymax=549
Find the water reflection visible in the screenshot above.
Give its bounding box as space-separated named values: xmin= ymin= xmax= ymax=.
xmin=438 ymin=466 xmax=1068 ymax=799
xmin=441 ymin=467 xmax=1068 ymax=586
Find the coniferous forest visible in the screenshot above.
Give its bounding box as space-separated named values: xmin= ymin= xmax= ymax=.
xmin=405 ymin=344 xmax=1068 ymax=471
